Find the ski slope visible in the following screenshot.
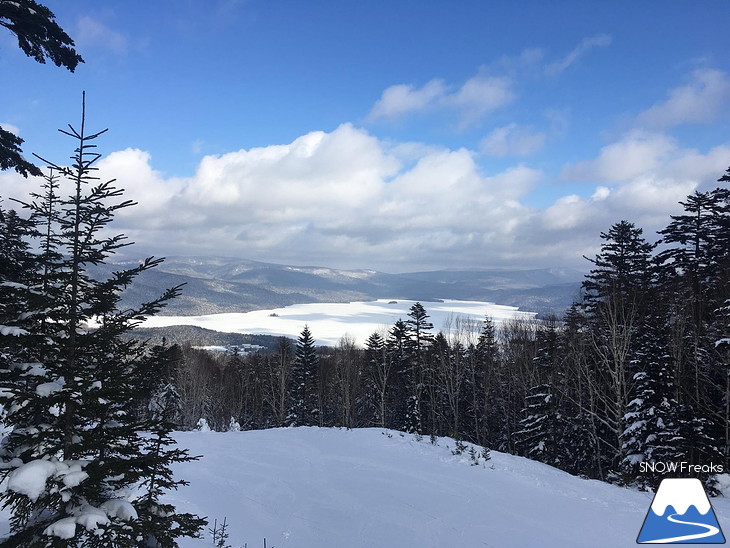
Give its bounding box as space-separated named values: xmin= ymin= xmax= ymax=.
xmin=164 ymin=428 xmax=730 ymax=548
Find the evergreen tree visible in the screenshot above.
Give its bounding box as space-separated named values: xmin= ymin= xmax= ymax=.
xmin=0 ymin=205 xmax=38 ymax=353
xmin=656 ymin=189 xmax=729 ymax=470
xmin=515 ymin=318 xmax=559 ymax=465
xmin=386 ymin=319 xmax=409 ymax=431
xmin=581 ymin=220 xmax=655 ymax=473
xmin=289 ymin=325 xmax=319 ymax=426
xmin=473 ymin=316 xmax=499 ymax=447
xmin=550 ymin=305 xmax=598 ymax=476
xmin=364 ymin=331 xmax=390 ymax=427
xmin=405 ymin=302 xmax=434 ymax=363
xmin=0 ymin=99 xmax=205 ymax=546
xmin=582 ymin=220 xmax=654 ymax=311
xmin=620 ymin=297 xmax=682 ymax=490
xmin=403 ymin=303 xmax=434 ymax=434
xmin=1 ymin=0 xmax=83 ymax=177
xmin=146 ymin=342 xmax=185 ymax=428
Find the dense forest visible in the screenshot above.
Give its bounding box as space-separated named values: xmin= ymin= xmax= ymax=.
xmin=155 ymin=168 xmax=730 ymax=493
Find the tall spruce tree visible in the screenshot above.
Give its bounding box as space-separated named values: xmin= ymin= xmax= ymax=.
xmin=364 ymin=331 xmax=390 ymax=428
xmin=656 ymin=189 xmax=729 ymax=470
xmin=620 ymin=295 xmax=682 ymax=490
xmin=581 ymin=220 xmax=655 ymax=473
xmin=582 ymin=220 xmax=654 ymax=310
xmin=515 ymin=317 xmax=559 ymax=465
xmin=0 ymin=98 xmax=205 ymax=546
xmin=386 ymin=319 xmax=409 ymax=430
xmin=289 ymin=325 xmax=319 ymax=426
xmin=554 ymin=305 xmax=597 ymax=476
xmin=403 ymin=303 xmax=434 ymax=434
xmin=473 ymin=316 xmax=499 ymax=447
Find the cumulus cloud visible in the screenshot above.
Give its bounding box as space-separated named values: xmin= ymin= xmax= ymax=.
xmin=532 ymin=131 xmax=730 ymax=261
xmin=4 ymin=124 xmax=728 ymax=272
xmin=545 ymin=33 xmax=612 ymax=76
xmin=561 ymin=131 xmax=677 ymax=182
xmin=84 ymin=124 xmax=546 ymax=270
xmin=99 ymin=149 xmax=186 ymax=225
xmin=636 ymin=68 xmax=730 ymax=129
xmin=561 ymin=130 xmax=730 ymax=188
xmin=0 ymin=170 xmax=35 ymax=205
xmin=368 ymin=73 xmax=513 ymax=127
xmin=480 ymin=124 xmax=546 ymax=157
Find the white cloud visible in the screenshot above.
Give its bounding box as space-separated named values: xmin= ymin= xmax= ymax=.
xmin=545 ymin=34 xmax=612 ymax=76
xmin=480 ymin=124 xmax=546 ymax=157
xmin=561 ymin=130 xmax=730 ymax=192
xmin=0 ymin=123 xmax=20 ymax=136
xmin=99 ymin=149 xmax=186 ymax=225
xmin=636 ymin=69 xmax=730 ymax=129
xmin=87 ymin=124 xmax=545 ymax=270
xmin=444 ymin=75 xmax=514 ymax=128
xmin=75 ymin=16 xmax=129 ymax=55
xmin=367 ymin=80 xmax=446 ymax=121
xmin=0 ymin=170 xmax=38 ymax=205
xmin=367 ymin=73 xmax=513 ymax=126
xmin=5 ymin=124 xmax=728 ymax=273
xmin=532 ymin=133 xmax=730 ymax=261
xmin=543 ymin=194 xmax=587 ymax=230
xmin=561 ymin=131 xmax=677 ymax=182
xmin=191 ymin=140 xmax=204 ymax=154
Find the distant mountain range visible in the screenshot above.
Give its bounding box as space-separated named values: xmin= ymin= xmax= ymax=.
xmin=96 ymin=256 xmax=585 ymax=318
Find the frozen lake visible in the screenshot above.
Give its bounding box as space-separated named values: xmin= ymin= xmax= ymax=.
xmin=143 ymin=298 xmax=536 ymax=346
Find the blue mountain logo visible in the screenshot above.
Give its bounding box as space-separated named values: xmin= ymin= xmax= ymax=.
xmin=637 ymin=478 xmax=725 ymax=544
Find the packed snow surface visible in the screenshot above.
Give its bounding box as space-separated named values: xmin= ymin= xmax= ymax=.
xmin=3 ymin=428 xmax=726 ymax=546
xmin=160 ymin=428 xmax=729 ymax=548
xmin=142 ymin=298 xmax=535 ymax=346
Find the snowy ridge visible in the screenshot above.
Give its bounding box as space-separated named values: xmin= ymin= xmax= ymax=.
xmin=650 ymin=478 xmax=712 ymax=516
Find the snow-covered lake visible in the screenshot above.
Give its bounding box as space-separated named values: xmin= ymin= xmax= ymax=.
xmin=143 ymin=299 xmax=536 ymax=346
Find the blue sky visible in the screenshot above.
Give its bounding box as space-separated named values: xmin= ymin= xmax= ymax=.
xmin=2 ymin=1 xmax=729 ymax=272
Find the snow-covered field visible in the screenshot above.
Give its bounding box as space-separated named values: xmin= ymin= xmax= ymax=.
xmin=142 ymin=299 xmax=536 ymax=346
xmin=161 ymin=427 xmax=729 ymax=548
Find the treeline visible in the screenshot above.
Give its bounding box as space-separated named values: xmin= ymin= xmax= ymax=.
xmin=162 ymin=168 xmax=730 ymax=492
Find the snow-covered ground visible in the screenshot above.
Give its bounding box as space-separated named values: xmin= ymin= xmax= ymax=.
xmin=161 ymin=427 xmax=729 ymax=548
xmin=142 ymin=298 xmax=536 ymax=346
